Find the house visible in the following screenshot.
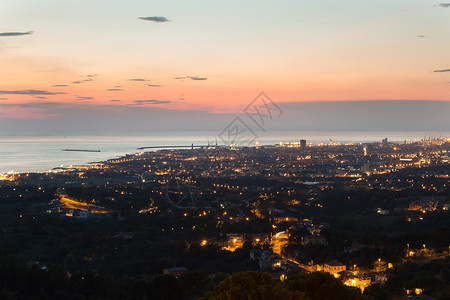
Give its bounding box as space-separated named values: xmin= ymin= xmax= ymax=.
xmin=222 ymin=233 xmax=244 ymax=251
xmin=257 ymin=251 xmax=282 ymax=271
xmin=163 ymin=267 xmax=188 ymax=278
xmin=303 ymin=234 xmax=327 ymax=246
xmin=401 ymin=256 xmax=431 ymax=265
xmin=341 ymin=271 xmax=371 ymax=292
xmin=374 ymin=272 xmax=393 ymax=284
xmin=408 ymin=196 xmax=441 ymax=212
xmin=320 ymin=261 xmax=346 ymax=277
xmin=250 ymin=233 xmax=269 ymax=244
xmin=272 ymin=217 xmax=298 ymax=223
xmin=408 ymin=202 xmax=427 ymax=211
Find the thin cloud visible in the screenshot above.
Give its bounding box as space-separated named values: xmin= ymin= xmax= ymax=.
xmin=52 ymin=84 xmax=69 ymax=87
xmin=86 ymin=74 xmax=98 ymax=77
xmin=434 ymin=69 xmax=450 ymax=72
xmin=35 ymin=96 xmax=47 ymax=99
xmin=0 ymin=98 xmax=8 ymax=100
xmin=0 ymin=101 xmax=59 ymax=108
xmin=138 ymin=16 xmax=170 ymax=22
xmin=147 ymin=84 xmax=161 ymax=87
xmin=72 ymin=81 xmax=82 ymax=84
xmin=0 ymin=89 xmax=66 ymax=95
xmin=76 ymin=96 xmax=94 ymax=100
xmin=128 ymin=78 xmax=149 ymax=82
xmin=439 ymin=3 xmax=450 ymax=7
xmin=190 ymin=76 xmax=207 ymax=81
xmin=417 ymin=35 xmax=426 ymax=38
xmin=0 ymin=31 xmax=33 ymax=37
xmin=107 ymin=88 xmax=124 ymax=91
xmin=174 ymin=76 xmax=208 ymax=80
xmin=109 ymin=99 xmax=121 ymax=102
xmin=83 ymin=78 xmax=94 ymax=82
xmin=114 ymin=85 xmax=122 ymax=88
xmin=131 ymin=99 xmax=171 ymax=105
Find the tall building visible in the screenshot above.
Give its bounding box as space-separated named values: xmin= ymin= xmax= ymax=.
xmin=300 ymin=139 xmax=307 ymax=148
xmin=382 ymin=138 xmax=388 ymax=145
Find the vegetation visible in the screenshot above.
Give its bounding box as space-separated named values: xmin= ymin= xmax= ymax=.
xmin=0 ymin=260 xmax=368 ymax=300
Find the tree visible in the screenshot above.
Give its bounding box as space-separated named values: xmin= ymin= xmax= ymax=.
xmin=63 ymin=253 xmax=77 ymax=273
xmin=285 ymin=272 xmax=369 ymax=300
xmin=200 ymin=271 xmax=307 ymax=300
xmin=200 ymin=271 xmax=273 ymax=300
xmin=148 ymin=275 xmax=184 ymax=300
xmin=201 ymin=270 xmax=372 ymax=300
xmin=179 ymin=270 xmax=214 ymax=298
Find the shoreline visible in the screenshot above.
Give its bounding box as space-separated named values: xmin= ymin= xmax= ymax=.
xmin=1 ymin=131 xmax=449 ymax=174
xmin=2 ymin=136 xmax=448 ymax=176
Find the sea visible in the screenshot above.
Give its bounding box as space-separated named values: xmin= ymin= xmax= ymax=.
xmin=0 ymin=131 xmax=448 ymax=173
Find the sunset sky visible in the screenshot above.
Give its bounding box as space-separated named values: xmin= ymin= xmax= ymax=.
xmin=0 ymin=0 xmax=449 ymax=124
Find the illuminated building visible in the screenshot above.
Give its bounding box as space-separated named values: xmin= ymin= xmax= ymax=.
xmin=320 ymin=261 xmax=346 ymax=277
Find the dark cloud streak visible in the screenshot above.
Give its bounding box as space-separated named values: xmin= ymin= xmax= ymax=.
xmin=139 ymin=16 xmax=170 ymax=22
xmin=190 ymin=76 xmax=207 ymax=81
xmin=0 ymin=31 xmax=33 ymax=37
xmin=0 ymin=101 xmax=59 ymax=108
xmin=0 ymin=89 xmax=66 ymax=95
xmin=128 ymin=78 xmax=149 ymax=82
xmin=130 ymin=99 xmax=171 ymax=105
xmin=174 ymin=76 xmax=208 ymax=80
xmin=434 ymin=69 xmax=450 ymax=72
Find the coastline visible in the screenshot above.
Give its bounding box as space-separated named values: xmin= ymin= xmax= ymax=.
xmin=1 ymin=131 xmax=449 ymax=174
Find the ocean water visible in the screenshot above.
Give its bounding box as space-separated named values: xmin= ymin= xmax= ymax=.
xmin=0 ymin=131 xmax=448 ymax=173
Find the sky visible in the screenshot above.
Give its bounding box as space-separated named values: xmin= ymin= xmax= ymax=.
xmin=0 ymin=0 xmax=449 ymax=133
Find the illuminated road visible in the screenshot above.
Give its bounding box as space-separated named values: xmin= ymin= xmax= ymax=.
xmin=59 ymin=195 xmax=112 ymax=214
